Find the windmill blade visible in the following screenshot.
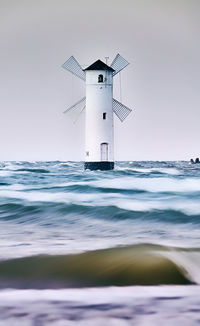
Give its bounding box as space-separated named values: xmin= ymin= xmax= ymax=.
xmin=63 ymin=97 xmax=86 ymax=114
xmin=112 ymin=98 xmax=132 ymax=122
xmin=110 ymin=54 xmax=129 ymax=76
xmin=73 ymin=105 xmax=86 ymax=124
xmin=62 ymin=56 xmax=86 ymax=81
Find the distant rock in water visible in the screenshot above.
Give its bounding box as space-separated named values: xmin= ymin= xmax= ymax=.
xmin=190 ymin=158 xmax=200 ymax=164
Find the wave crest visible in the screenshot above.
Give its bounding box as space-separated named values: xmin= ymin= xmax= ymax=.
xmin=0 ymin=244 xmax=199 ymax=288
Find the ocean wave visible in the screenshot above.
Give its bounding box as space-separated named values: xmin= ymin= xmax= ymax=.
xmin=116 ymin=199 xmax=200 ymax=216
xmin=91 ymin=177 xmax=200 ymax=193
xmin=1 ymin=194 xmax=200 ymax=223
xmin=0 ymin=189 xmax=102 ymax=204
xmin=116 ymin=167 xmax=181 ymax=175
xmin=0 ymin=171 xmax=12 ymax=177
xmin=0 ymin=244 xmax=199 ymax=288
xmin=1 ymin=175 xmax=198 ymax=195
xmin=1 ymin=176 xmax=200 ymax=196
xmin=0 ymin=184 xmax=30 ymax=191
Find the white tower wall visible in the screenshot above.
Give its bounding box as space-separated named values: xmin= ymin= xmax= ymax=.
xmin=85 ymin=70 xmax=114 ymax=164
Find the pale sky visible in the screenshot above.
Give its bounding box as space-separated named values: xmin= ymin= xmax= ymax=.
xmin=0 ymin=0 xmax=199 ymax=161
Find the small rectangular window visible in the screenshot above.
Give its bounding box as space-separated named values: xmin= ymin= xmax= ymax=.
xmin=103 ymin=112 xmax=106 ymax=120
xmin=98 ymin=74 xmax=103 ymax=83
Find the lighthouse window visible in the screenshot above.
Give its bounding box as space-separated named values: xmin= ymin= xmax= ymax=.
xmin=103 ymin=112 xmax=106 ymax=120
xmin=98 ymin=74 xmax=104 ymax=83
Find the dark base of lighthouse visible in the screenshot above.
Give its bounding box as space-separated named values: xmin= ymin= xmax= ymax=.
xmin=84 ymin=161 xmax=114 ymax=171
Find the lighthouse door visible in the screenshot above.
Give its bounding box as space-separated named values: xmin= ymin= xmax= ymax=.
xmin=101 ymin=143 xmax=108 ymax=161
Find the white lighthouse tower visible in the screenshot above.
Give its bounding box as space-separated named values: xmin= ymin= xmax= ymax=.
xmin=62 ymin=54 xmax=132 ymax=170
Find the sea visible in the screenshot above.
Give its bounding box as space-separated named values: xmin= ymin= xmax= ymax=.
xmin=0 ymin=160 xmax=200 ymax=325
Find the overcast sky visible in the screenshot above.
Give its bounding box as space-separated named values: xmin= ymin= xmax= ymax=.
xmin=0 ymin=0 xmax=199 ymax=161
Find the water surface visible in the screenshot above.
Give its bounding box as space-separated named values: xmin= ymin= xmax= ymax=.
xmin=0 ymin=161 xmax=200 ymax=325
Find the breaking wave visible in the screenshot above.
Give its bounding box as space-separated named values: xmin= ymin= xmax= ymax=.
xmin=1 ymin=201 xmax=200 ymax=225
xmin=0 ymin=244 xmax=199 ymax=288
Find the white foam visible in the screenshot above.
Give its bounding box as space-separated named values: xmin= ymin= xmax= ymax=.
xmin=116 ymin=199 xmax=200 ymax=215
xmin=0 ymin=184 xmax=28 ymax=191
xmin=150 ymin=168 xmax=180 ymax=175
xmin=164 ymin=251 xmax=200 ymax=284
xmin=0 ymin=189 xmax=99 ymax=203
xmin=0 ymin=189 xmax=123 ymax=206
xmin=0 ymin=286 xmax=199 ymax=326
xmin=54 ymin=176 xmax=200 ymax=194
xmin=91 ymin=177 xmax=200 ymax=193
xmin=0 ymin=285 xmax=199 ymax=302
xmin=0 ymin=171 xmax=12 ymax=177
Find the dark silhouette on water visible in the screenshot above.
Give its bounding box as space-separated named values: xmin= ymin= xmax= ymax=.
xmin=190 ymin=158 xmax=200 ymax=164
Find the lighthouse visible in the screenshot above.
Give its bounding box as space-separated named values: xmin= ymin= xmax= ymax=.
xmin=84 ymin=60 xmax=114 ymax=170
xmin=62 ymin=54 xmax=132 ymax=171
